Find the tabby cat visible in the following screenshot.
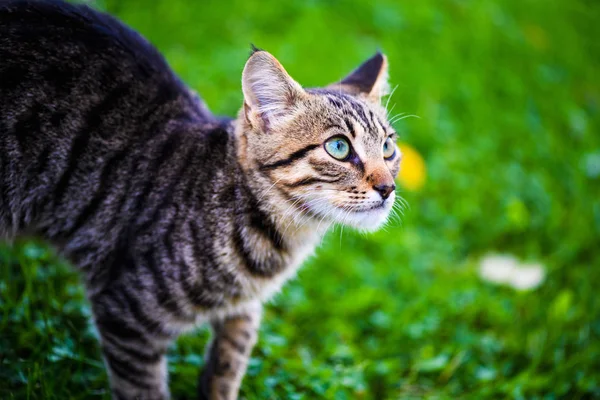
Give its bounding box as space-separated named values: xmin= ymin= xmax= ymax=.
xmin=0 ymin=1 xmax=401 ymax=399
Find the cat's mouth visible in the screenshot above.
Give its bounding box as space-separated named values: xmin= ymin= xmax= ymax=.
xmin=344 ymin=202 xmax=386 ymax=213
xmin=314 ymin=200 xmax=393 ymax=231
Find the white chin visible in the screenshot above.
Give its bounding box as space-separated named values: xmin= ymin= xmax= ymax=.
xmin=337 ymin=205 xmax=391 ymax=232
xmin=315 ymin=198 xmax=393 ymax=232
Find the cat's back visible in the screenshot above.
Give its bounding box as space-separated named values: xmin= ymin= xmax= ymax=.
xmin=0 ymin=0 xmax=177 ymax=82
xmin=0 ymin=0 xmax=220 ymax=241
xmin=0 ymin=0 xmax=209 ymax=128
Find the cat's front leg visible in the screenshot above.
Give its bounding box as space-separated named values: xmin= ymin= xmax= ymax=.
xmin=198 ymin=303 xmax=262 ymax=400
xmin=90 ymin=285 xmax=175 ymax=400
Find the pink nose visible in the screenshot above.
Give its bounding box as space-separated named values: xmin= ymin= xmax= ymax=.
xmin=373 ymin=183 xmax=395 ymax=199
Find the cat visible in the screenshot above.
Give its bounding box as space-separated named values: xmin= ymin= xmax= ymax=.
xmin=0 ymin=1 xmax=401 ymax=399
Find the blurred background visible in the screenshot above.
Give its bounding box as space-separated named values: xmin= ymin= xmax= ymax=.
xmin=1 ymin=0 xmax=599 ymax=398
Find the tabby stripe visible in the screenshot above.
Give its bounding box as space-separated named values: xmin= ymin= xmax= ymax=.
xmin=369 ymin=109 xmax=387 ymax=138
xmin=243 ymin=184 xmax=285 ymax=251
xmin=326 ymin=96 xmax=344 ymax=109
xmin=248 ymin=209 xmax=285 ymax=251
xmin=188 ymin=221 xmax=217 ymax=274
xmin=190 ymin=221 xmax=237 ymax=303
xmin=136 ymin=146 xmax=195 ymax=232
xmin=182 ymin=166 xmax=199 ymax=204
xmin=142 ymin=250 xmax=191 ymax=319
xmin=19 ymin=145 xmax=52 ymax=228
xmin=53 ymin=81 xmax=133 ymax=205
xmin=349 ymin=99 xmax=371 ymax=129
xmin=103 ymin=351 xmax=152 ymax=389
xmin=161 ymin=221 xmax=211 ymax=312
xmin=367 ymin=110 xmax=376 ymax=131
xmin=259 ymin=144 xmax=320 ymax=171
xmin=130 ymin=133 xmax=182 ymax=221
xmin=142 ymin=250 xmax=175 ymax=314
xmin=60 ymin=146 xmax=131 ymax=239
xmin=344 ymin=118 xmax=356 ymax=138
xmin=102 ymin=331 xmax=162 ymax=364
xmin=283 ymin=176 xmax=341 ymax=188
xmin=181 ymin=222 xmax=223 ymax=308
xmin=232 ymin=223 xmax=283 ymax=277
xmin=188 ymin=220 xmax=208 ymax=264
xmin=105 ymin=82 xmax=179 ymax=227
xmin=97 ymin=315 xmax=149 ymax=342
xmin=232 ymin=224 xmax=256 ymax=275
xmin=91 ymin=287 xmax=156 ymax=344
xmin=104 ymin=155 xmax=139 ymax=229
xmin=180 ymin=224 xmax=209 ymax=307
xmin=180 ymin=275 xmax=223 ymax=308
xmin=120 ymin=286 xmax=170 ymax=338
xmin=336 ymin=94 xmax=369 ymax=131
xmin=221 ymin=334 xmax=247 ymax=354
xmin=163 ymin=219 xmax=179 ymax=264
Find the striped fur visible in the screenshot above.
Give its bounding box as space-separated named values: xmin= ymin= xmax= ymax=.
xmin=0 ymin=1 xmax=401 ymax=399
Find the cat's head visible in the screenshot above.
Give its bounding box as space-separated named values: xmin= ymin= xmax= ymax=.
xmin=238 ymin=49 xmax=401 ymax=232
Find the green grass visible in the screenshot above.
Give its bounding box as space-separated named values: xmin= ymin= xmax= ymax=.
xmin=1 ymin=0 xmax=599 ymax=398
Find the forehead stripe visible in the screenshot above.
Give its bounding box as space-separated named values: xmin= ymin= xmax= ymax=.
xmin=336 ymin=95 xmax=369 ymax=131
xmin=348 ymin=99 xmax=372 ymax=129
xmin=344 ymin=118 xmax=356 ymax=138
xmin=369 ymin=109 xmax=387 ymax=138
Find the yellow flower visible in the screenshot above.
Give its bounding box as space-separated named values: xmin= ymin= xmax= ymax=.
xmin=396 ymin=142 xmax=426 ymax=191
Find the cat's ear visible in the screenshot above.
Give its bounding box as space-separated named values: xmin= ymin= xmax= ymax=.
xmin=242 ymin=50 xmax=307 ymax=131
xmin=329 ymin=52 xmax=390 ymax=103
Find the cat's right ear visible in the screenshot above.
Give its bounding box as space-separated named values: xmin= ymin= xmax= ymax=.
xmin=329 ymin=52 xmax=389 ymax=104
xmin=242 ymin=50 xmax=307 ymax=132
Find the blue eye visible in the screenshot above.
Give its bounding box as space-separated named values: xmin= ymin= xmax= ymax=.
xmin=324 ymin=137 xmax=351 ymax=160
xmin=383 ymin=137 xmax=395 ymax=159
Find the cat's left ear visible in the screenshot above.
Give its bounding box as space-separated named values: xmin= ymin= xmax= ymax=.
xmin=329 ymin=52 xmax=390 ymax=103
xmin=242 ymin=50 xmax=307 ymax=131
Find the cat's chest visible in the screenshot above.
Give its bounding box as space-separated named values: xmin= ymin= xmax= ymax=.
xmin=241 ymin=240 xmax=317 ymax=301
xmin=196 ymin=232 xmax=320 ymax=321
xmin=172 ymin=216 xmax=324 ymax=326
xmin=229 ymin=219 xmax=323 ymax=300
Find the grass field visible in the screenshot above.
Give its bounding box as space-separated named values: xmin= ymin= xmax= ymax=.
xmin=1 ymin=0 xmax=599 ymax=398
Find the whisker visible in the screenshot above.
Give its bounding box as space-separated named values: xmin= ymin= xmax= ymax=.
xmin=257 ymin=176 xmax=285 ymax=201
xmin=389 ymin=113 xmax=420 ymax=125
xmin=384 ymin=84 xmax=399 ymax=115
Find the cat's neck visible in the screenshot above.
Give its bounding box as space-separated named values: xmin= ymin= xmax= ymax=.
xmin=229 ymin=117 xmax=330 ymax=248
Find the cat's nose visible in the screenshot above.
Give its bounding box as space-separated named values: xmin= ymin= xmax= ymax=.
xmin=373 ymin=183 xmax=395 ymax=200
